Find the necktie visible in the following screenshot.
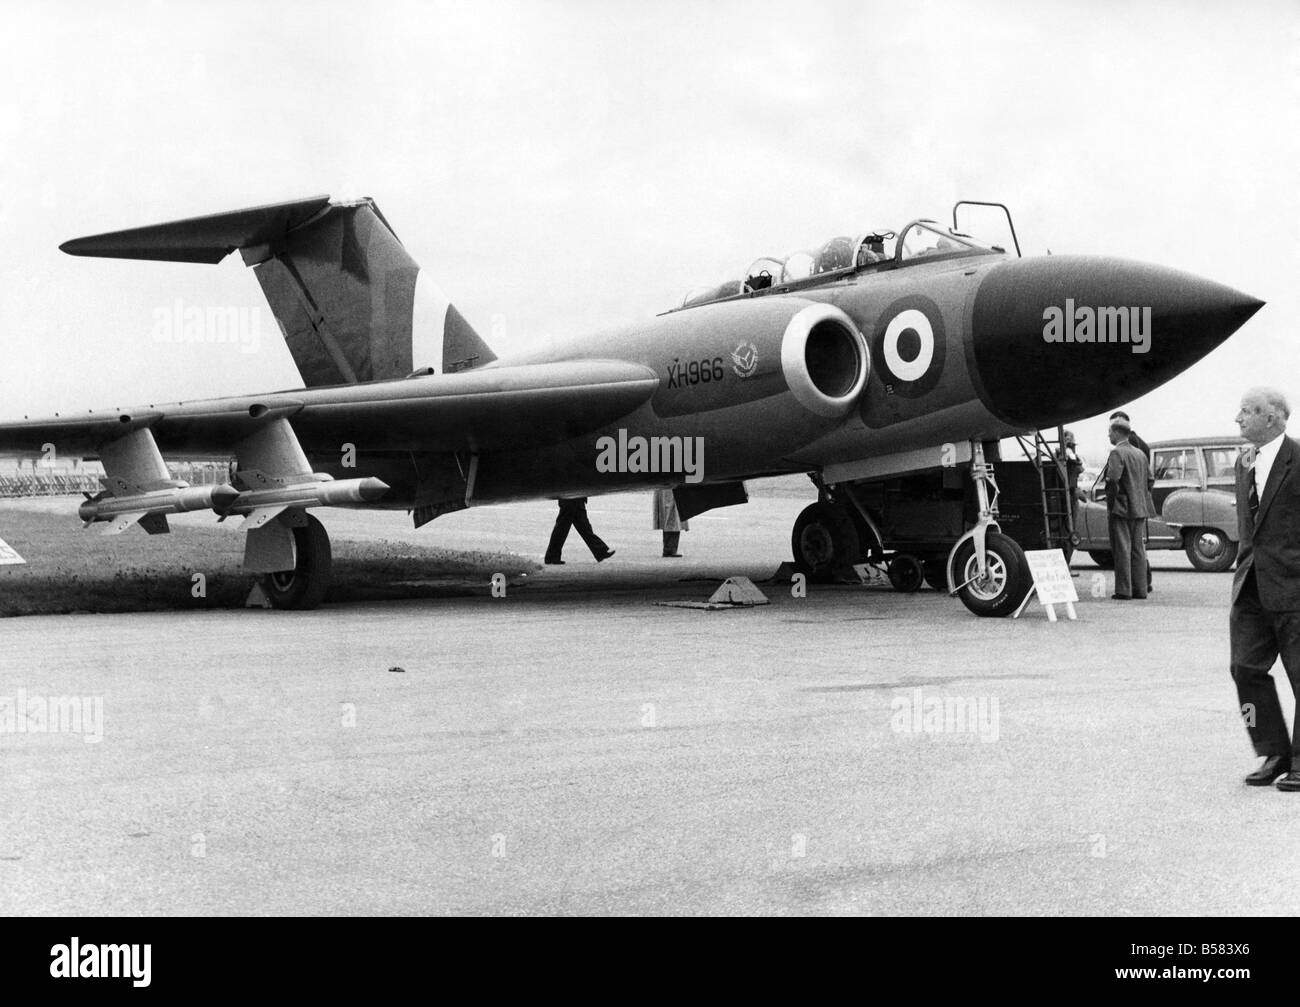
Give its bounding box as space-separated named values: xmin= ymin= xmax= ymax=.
xmin=1247 ymin=455 xmax=1260 ymax=522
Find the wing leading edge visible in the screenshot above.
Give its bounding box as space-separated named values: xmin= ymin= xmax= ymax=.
xmin=0 ymin=359 xmax=659 ymax=458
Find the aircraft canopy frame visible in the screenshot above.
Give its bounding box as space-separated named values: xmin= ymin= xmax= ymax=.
xmin=675 ymin=219 xmax=1000 ymax=311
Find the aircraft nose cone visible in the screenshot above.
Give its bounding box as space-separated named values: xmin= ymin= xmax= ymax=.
xmin=970 ymin=256 xmax=1263 ymax=428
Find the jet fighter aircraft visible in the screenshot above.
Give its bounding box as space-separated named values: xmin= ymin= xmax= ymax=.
xmin=0 ymin=196 xmax=1263 ymax=614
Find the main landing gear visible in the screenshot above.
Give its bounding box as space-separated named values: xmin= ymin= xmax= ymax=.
xmin=791 ymin=501 xmax=862 ymax=579
xmin=256 ymin=512 xmax=333 ymax=610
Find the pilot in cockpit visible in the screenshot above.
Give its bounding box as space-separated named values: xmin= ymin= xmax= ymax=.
xmin=856 ymin=235 xmax=887 ymax=265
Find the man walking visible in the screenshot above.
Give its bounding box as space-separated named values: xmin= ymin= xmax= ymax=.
xmin=544 ymin=497 xmax=615 ymax=565
xmin=1104 ymin=417 xmax=1155 ymax=599
xmin=1229 ymin=387 xmax=1300 ymax=789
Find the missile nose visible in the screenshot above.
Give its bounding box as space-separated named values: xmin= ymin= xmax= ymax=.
xmin=358 ymin=477 xmax=390 ymax=502
xmin=969 ymin=256 xmax=1263 ymax=428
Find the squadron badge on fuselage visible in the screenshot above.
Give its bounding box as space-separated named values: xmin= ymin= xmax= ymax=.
xmin=731 ymin=341 xmax=759 ymax=379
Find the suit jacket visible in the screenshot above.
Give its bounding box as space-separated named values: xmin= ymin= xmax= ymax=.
xmin=1233 ymin=435 xmax=1300 ymax=611
xmin=1104 ymin=440 xmax=1156 ymax=518
xmin=1128 ymin=429 xmax=1151 ymax=459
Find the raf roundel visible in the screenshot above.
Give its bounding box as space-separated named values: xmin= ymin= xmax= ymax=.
xmin=883 ymin=309 xmax=933 ymax=381
xmin=872 ymin=296 xmax=946 ymax=397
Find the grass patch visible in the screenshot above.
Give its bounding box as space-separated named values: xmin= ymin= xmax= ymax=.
xmin=0 ymin=507 xmax=536 ymax=616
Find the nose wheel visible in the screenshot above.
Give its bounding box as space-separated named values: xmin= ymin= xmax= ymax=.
xmin=943 ymin=440 xmax=1032 ymax=617
xmin=947 ymin=531 xmax=1030 ymax=617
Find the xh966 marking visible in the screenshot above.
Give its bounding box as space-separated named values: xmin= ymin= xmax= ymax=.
xmin=667 ymin=356 xmax=725 ymax=388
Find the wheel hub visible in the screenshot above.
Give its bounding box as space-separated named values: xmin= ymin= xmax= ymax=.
xmin=800 ymin=525 xmax=835 ymax=566
xmin=962 ymin=553 xmax=1007 ymax=601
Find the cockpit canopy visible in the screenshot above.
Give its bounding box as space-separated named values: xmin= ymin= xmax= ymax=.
xmin=679 ymin=220 xmax=998 ymax=309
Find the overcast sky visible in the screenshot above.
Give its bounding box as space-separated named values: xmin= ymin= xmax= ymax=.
xmin=1 ymin=0 xmax=1295 ymax=464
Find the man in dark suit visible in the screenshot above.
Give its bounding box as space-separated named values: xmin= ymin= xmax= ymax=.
xmin=1230 ymin=387 xmax=1300 ymax=789
xmin=544 ymin=497 xmax=615 ymax=565
xmin=1109 ymin=410 xmax=1151 ymax=458
xmin=1104 ymin=418 xmax=1155 ymax=599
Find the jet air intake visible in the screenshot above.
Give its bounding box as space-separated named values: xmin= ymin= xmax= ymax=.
xmin=780 ymin=303 xmax=869 ymax=417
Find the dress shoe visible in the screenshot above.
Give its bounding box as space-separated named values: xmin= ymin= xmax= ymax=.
xmin=1245 ymin=755 xmax=1290 ymax=786
xmin=1110 ymin=594 xmax=1131 ymax=600
xmin=662 ymin=552 xmax=682 ymax=558
xmin=1276 ymin=772 xmax=1300 ymax=792
xmin=544 ymin=558 xmax=565 ymax=565
xmin=596 ymin=550 xmax=615 ymax=562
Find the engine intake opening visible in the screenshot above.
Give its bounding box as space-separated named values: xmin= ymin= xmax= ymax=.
xmin=805 ymin=320 xmax=861 ymax=399
xmin=779 ymin=303 xmax=869 ymax=418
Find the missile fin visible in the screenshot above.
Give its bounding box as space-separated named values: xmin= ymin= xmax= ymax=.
xmin=100 ymin=512 xmax=146 ymax=536
xmin=240 ymin=505 xmax=290 ymax=531
xmin=139 ymin=512 xmax=171 ymax=535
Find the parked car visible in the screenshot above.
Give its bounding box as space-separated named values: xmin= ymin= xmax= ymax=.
xmin=1074 ymin=436 xmax=1244 ymax=572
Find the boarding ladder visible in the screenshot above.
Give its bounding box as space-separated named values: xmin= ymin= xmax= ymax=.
xmin=1013 ymin=427 xmax=1078 ymax=556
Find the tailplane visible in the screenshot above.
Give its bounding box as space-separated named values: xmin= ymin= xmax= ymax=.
xmin=61 ymin=195 xmax=496 ymax=386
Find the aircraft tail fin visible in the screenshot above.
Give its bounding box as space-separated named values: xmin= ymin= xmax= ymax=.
xmin=60 ymin=195 xmax=497 ymax=386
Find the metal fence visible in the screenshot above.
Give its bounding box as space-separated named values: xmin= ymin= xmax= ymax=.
xmin=0 ymin=473 xmax=103 ymax=497
xmin=0 ymin=461 xmax=231 ymax=498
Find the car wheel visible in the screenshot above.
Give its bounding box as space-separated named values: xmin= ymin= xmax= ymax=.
xmin=1087 ymin=550 xmax=1114 ymax=569
xmin=1184 ymin=527 xmax=1238 ymax=573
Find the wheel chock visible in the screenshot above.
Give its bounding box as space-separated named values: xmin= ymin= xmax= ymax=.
xmin=849 ymin=563 xmax=891 ymax=587
xmin=244 ymin=582 xmax=273 ymax=609
xmin=708 ymin=576 xmax=769 ymax=606
xmin=769 ymin=561 xmax=800 ymax=582
xmin=656 ymin=575 xmax=770 ymax=609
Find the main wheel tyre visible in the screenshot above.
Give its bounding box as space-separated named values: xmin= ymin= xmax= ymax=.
xmin=948 ymin=531 xmax=1032 ymax=618
xmin=261 ymin=514 xmax=333 ymax=610
xmin=1088 ymin=550 xmax=1114 ymax=569
xmin=888 ymin=554 xmax=924 ymax=593
xmin=1185 ymin=528 xmax=1237 ymax=573
xmin=792 ymin=502 xmax=861 ymax=579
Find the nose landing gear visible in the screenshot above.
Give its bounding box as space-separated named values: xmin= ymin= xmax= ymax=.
xmin=791 ymin=439 xmax=1033 ymax=616
xmin=943 ymin=441 xmax=1031 ymax=617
